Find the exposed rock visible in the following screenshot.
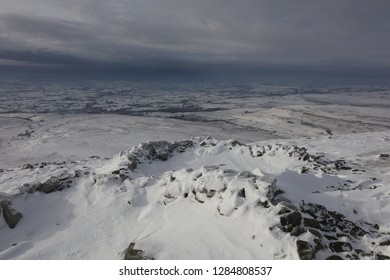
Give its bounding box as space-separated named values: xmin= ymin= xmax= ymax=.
xmin=228 ymin=140 xmax=243 ymax=147
xmin=339 ymin=165 xmax=352 ymax=170
xmin=345 ymin=254 xmax=360 ymax=260
xmin=164 ymin=193 xmax=175 ymax=199
xmin=296 ymin=240 xmax=316 ymax=260
xmin=280 ymin=212 xmax=302 ymax=232
xmin=38 ymin=178 xmax=59 ymax=193
xmin=290 ymin=226 xmax=306 ymax=237
xmin=359 ymin=251 xmax=374 ymax=258
xmin=273 ymin=196 xmax=291 ymax=204
xmin=203 ymin=166 xmax=219 ymax=173
xmin=354 ymin=249 xmax=364 ymax=254
xmin=237 ymin=188 xmax=246 ymax=198
xmin=324 ymin=234 xmax=338 ymax=241
xmin=22 ymin=164 xmax=34 ymax=170
xmin=140 ymin=140 xmax=194 ymax=161
xmin=238 ymin=171 xmax=256 ymax=178
xmin=379 ymin=154 xmax=389 ymax=159
xmin=336 ymin=220 xmax=363 ymax=235
xmin=274 ymin=189 xmax=285 ymax=196
xmin=350 ymin=226 xmax=368 ymax=237
xmin=301 ymin=167 xmax=310 ymax=174
xmin=264 ymin=177 xmax=277 ymax=200
xmin=376 ymin=254 xmax=390 ymax=260
xmin=326 ymin=255 xmax=343 ymax=260
xmin=194 ymin=196 xmax=205 ymax=204
xmin=379 ymin=240 xmax=390 ymax=246
xmin=329 ymin=242 xmax=353 ymax=253
xmin=74 ymin=170 xmax=84 ymax=177
xmin=127 ymin=161 xmax=138 ymax=171
xmin=303 ymin=218 xmax=321 ymax=229
xmin=2 ymin=204 xmax=23 ymax=229
xmin=37 ymin=173 xmax=73 ymax=193
xmin=327 ymin=211 xmax=344 ymax=221
xmin=278 ymin=208 xmax=292 ymax=215
xmin=222 ymin=169 xmax=238 ymax=176
xmin=308 ymin=228 xmax=323 ymax=240
xmin=305 ymin=203 xmax=327 ymax=216
xmin=278 ymin=202 xmax=299 ymax=212
xmin=336 ymin=233 xmax=350 ymax=239
xmin=207 ymin=190 xmax=216 ymax=198
xmin=124 ymin=243 xmax=152 ymax=260
xmin=256 ymin=200 xmax=270 ymax=208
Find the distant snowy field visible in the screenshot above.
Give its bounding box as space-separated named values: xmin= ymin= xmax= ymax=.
xmin=0 ymin=81 xmax=389 ymax=259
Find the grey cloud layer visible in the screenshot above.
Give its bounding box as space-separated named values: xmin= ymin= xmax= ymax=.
xmin=0 ymin=0 xmax=389 ymax=72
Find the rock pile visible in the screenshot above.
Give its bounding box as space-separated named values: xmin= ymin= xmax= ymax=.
xmin=274 ymin=196 xmax=386 ymax=260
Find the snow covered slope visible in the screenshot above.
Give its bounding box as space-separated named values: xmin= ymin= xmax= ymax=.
xmin=1 ymin=132 xmax=390 ymax=260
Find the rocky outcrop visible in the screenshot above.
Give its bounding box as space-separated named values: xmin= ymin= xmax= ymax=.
xmin=294 ymin=202 xmax=381 ymax=259
xmin=296 ymin=240 xmax=316 ymax=260
xmin=37 ymin=172 xmax=74 ymax=193
xmin=2 ymin=138 xmax=388 ymax=260
xmin=249 ymin=143 xmax=356 ymax=175
xmin=2 ymin=204 xmax=23 ymax=229
xmin=126 ymin=140 xmax=195 ymax=166
xmin=108 ymin=140 xmax=197 ymax=173
xmin=124 ymin=243 xmax=153 ymax=260
xmin=376 ymin=254 xmax=390 ymax=260
xmin=329 ymin=242 xmax=353 ymax=253
xmin=280 ymin=212 xmax=302 ymax=232
xmin=271 ymin=188 xmax=383 ymax=260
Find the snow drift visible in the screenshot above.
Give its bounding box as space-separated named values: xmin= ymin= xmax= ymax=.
xmin=1 ymin=135 xmax=390 ymax=260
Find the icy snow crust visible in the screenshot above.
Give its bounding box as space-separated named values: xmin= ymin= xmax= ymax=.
xmin=1 ymin=134 xmax=390 ymax=260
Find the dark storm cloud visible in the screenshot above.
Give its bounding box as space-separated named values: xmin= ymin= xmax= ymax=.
xmin=0 ymin=0 xmax=389 ymax=81
xmin=0 ymin=13 xmax=94 ymax=41
xmin=0 ymin=49 xmax=91 ymax=65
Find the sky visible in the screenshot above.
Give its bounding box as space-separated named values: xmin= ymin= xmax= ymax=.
xmin=0 ymin=0 xmax=389 ymax=83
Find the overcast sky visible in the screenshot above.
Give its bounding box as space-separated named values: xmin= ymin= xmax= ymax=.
xmin=1 ymin=0 xmax=389 ymax=83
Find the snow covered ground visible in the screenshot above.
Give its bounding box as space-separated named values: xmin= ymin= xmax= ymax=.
xmin=0 ymin=81 xmax=389 ymax=259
